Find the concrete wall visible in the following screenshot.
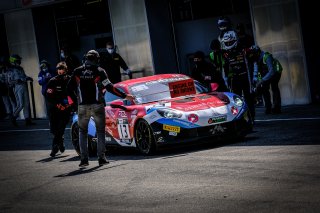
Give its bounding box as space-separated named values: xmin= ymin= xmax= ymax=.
xmin=5 ymin=9 xmax=46 ymax=118
xmin=250 ymin=0 xmax=311 ymax=105
xmin=108 ymin=0 xmax=154 ymax=78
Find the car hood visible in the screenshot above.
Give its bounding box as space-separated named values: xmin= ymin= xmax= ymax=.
xmin=153 ymin=93 xmax=230 ymax=112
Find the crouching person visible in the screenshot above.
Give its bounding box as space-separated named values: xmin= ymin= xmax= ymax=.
xmin=46 ymin=62 xmax=73 ymax=157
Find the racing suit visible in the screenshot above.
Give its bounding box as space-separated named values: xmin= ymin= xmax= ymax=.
xmin=46 ymin=73 xmax=72 ymax=155
xmin=253 ymin=51 xmax=282 ymax=113
xmin=38 ymin=67 xmax=56 ymax=118
xmin=67 ymin=61 xmax=127 ymax=161
xmin=7 ymin=64 xmax=34 ymax=125
xmin=0 ymin=65 xmax=16 ymax=117
xmin=223 ymin=46 xmax=256 ymax=119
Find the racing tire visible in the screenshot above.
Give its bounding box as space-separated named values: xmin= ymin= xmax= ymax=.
xmin=70 ymin=122 xmax=97 ymax=157
xmin=135 ymin=119 xmax=156 ymax=155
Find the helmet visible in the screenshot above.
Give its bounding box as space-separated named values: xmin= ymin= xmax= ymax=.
xmin=40 ymin=59 xmax=49 ymax=68
xmin=221 ymin=30 xmax=238 ymax=50
xmin=9 ymin=54 xmax=22 ymax=65
xmin=85 ymin=50 xmax=100 ymax=63
xmin=217 ymin=16 xmax=231 ymax=31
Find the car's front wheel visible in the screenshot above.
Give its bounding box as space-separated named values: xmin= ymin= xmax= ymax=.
xmin=70 ymin=122 xmax=97 ymax=157
xmin=134 ymin=119 xmax=156 ymax=155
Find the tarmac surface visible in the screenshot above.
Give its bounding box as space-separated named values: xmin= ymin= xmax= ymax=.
xmin=0 ymin=104 xmax=319 ymax=213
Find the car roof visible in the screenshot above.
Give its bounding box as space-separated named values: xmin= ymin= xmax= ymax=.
xmin=115 ymin=73 xmax=191 ymax=87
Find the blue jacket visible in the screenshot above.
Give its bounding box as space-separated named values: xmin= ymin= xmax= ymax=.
xmin=38 ymin=67 xmax=56 ymax=96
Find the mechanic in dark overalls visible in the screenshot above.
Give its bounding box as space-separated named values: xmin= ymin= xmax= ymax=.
xmin=221 ymin=30 xmax=256 ymax=120
xmin=46 ymin=62 xmax=72 ymax=157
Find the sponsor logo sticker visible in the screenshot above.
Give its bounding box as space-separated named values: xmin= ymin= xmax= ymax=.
xmin=163 ymin=124 xmax=180 ymax=133
xmin=208 ymin=115 xmax=227 ymax=124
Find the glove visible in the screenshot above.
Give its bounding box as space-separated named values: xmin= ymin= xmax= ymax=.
xmin=124 ymin=69 xmax=131 ymax=75
xmin=56 ymin=103 xmax=71 ymax=111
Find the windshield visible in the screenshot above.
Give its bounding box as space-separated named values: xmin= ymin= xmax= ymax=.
xmin=129 ymin=77 xmax=208 ymax=104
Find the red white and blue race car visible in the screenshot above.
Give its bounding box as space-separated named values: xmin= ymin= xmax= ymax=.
xmin=70 ymin=74 xmax=253 ymax=155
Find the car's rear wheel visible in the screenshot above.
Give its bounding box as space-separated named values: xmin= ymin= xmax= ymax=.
xmin=135 ymin=119 xmax=156 ymax=155
xmin=70 ymin=122 xmax=97 ymax=157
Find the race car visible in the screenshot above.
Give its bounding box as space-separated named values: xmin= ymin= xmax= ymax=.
xmin=70 ymin=73 xmax=253 ymax=156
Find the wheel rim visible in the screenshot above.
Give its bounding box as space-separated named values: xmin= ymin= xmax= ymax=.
xmin=136 ymin=120 xmax=152 ymax=154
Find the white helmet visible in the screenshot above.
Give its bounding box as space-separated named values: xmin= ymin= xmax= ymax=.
xmin=221 ymin=30 xmax=238 ymax=50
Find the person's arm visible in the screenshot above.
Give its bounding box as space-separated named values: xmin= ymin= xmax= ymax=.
xmin=261 ymin=55 xmax=275 ymax=82
xmin=66 ymin=72 xmax=78 ymax=105
xmin=38 ymin=72 xmax=45 ymax=86
xmin=118 ymin=54 xmax=130 ymax=73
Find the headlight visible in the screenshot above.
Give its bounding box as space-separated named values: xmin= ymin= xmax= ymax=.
xmin=233 ymin=95 xmax=243 ymax=107
xmin=157 ymin=108 xmax=182 ymax=118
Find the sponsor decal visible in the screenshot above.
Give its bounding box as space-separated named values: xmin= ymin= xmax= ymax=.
xmin=163 ymin=124 xmax=180 ymax=133
xmin=120 ymin=139 xmax=131 ymax=144
xmin=209 ymin=125 xmax=226 ymax=134
xmin=169 ymin=79 xmax=196 ymax=98
xmin=169 ymin=131 xmax=178 ymax=136
xmin=157 ymin=137 xmax=164 ymax=142
xmin=105 ymin=137 xmax=112 ymax=142
xmin=208 ymin=115 xmax=227 ymax=124
xmin=102 ymin=79 xmax=111 ymax=86
xmin=153 ymin=131 xmax=161 ymax=135
xmin=118 ymin=111 xmax=127 ymax=117
xmin=144 ymin=110 xmax=160 ymax=124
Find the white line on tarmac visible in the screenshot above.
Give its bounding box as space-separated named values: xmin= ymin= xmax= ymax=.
xmin=255 ymin=117 xmax=320 ymax=122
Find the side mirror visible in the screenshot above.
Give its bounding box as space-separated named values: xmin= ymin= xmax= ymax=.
xmin=110 ymin=100 xmax=128 ymax=111
xmin=210 ymin=83 xmax=219 ymax=91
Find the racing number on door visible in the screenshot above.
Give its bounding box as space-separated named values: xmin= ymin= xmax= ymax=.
xmin=117 ymin=118 xmax=131 ymax=139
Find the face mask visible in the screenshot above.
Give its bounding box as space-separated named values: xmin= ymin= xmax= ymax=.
xmin=107 ymin=48 xmax=114 ymax=54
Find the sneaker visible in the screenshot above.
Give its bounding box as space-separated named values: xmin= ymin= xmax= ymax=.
xmin=50 ymin=145 xmax=59 ymax=157
xmin=272 ymin=108 xmax=281 ymax=114
xmin=25 ymin=118 xmax=36 ymax=126
xmin=79 ymin=158 xmax=89 ymax=167
xmin=98 ymin=157 xmax=109 ymax=166
xmin=59 ymin=144 xmax=65 ymax=153
xmin=265 ymin=108 xmax=272 ymax=115
xmin=11 ymin=117 xmax=18 ymax=127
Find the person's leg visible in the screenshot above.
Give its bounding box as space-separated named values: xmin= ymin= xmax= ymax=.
xmin=92 ymin=103 xmax=108 ymax=165
xmin=22 ymin=85 xmax=34 ymax=125
xmin=2 ymin=95 xmax=12 ymax=118
xmin=12 ymin=85 xmax=23 ymax=118
xmin=49 ymin=109 xmax=59 ymax=157
xmin=271 ymin=73 xmax=282 ymax=113
xmin=261 ymin=81 xmax=272 ymax=114
xmin=92 ymin=104 xmax=106 ymax=158
xmin=56 ymin=110 xmax=71 ymax=153
xmin=78 ymin=105 xmax=90 ymax=164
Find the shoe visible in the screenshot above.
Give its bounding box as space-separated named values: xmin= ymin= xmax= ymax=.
xmin=272 ymin=108 xmax=281 ymax=114
xmin=59 ymin=144 xmax=65 ymax=153
xmin=11 ymin=117 xmax=18 ymax=127
xmin=98 ymin=157 xmax=109 ymax=166
xmin=50 ymin=144 xmax=59 ymax=157
xmin=25 ymin=118 xmax=36 ymax=126
xmin=265 ymin=108 xmax=272 ymax=114
xmin=79 ymin=158 xmax=89 ymax=167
